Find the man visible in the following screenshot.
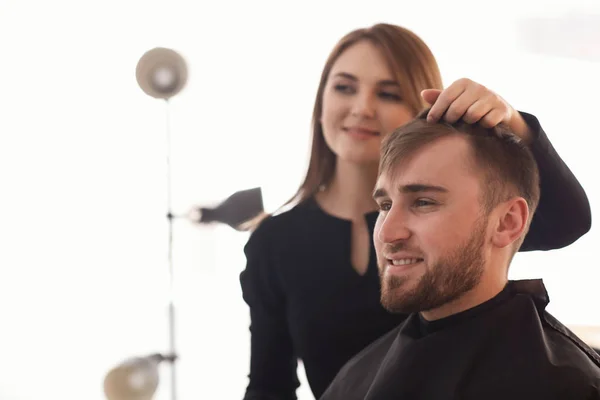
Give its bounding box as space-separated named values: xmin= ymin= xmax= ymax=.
xmin=319 ymin=110 xmax=600 ymax=400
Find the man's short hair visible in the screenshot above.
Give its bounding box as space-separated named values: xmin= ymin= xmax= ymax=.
xmin=380 ymin=108 xmax=540 ymax=250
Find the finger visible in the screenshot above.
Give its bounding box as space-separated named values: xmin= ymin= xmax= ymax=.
xmin=479 ymin=108 xmax=505 ymax=129
xmin=421 ymin=89 xmax=442 ymax=105
xmin=462 ymin=98 xmax=494 ymax=124
xmin=427 ymin=82 xmax=468 ymax=123
xmin=442 ymin=87 xmax=482 ymax=123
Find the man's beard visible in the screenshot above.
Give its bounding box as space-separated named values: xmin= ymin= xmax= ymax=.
xmin=379 ymin=217 xmax=486 ymax=315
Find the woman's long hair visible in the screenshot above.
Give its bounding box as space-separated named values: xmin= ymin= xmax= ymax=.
xmin=245 ymin=23 xmax=443 ymax=230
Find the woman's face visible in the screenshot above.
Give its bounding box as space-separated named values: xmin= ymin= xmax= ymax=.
xmin=321 ymin=40 xmax=414 ymax=166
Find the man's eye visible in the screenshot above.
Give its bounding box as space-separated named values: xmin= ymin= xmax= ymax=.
xmin=414 ymin=199 xmax=436 ymax=207
xmin=378 ymin=202 xmax=392 ymax=212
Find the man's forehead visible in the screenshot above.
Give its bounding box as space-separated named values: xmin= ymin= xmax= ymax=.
xmin=376 ymin=136 xmax=475 ymax=192
xmin=375 ymin=168 xmax=446 ymax=191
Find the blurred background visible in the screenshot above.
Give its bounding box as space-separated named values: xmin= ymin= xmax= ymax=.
xmin=0 ymin=0 xmax=598 ymax=399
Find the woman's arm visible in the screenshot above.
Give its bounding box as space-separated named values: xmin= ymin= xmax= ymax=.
xmin=515 ymin=112 xmax=591 ymax=251
xmin=240 ymin=219 xmax=300 ymax=400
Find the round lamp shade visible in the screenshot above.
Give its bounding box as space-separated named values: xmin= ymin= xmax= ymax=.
xmin=104 ymin=355 xmax=160 ymax=400
xmin=136 ymin=47 xmax=188 ymax=99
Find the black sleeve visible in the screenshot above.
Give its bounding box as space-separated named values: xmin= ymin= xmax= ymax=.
xmin=518 ymin=112 xmax=592 ymax=252
xmin=239 ymin=219 xmax=300 ymax=400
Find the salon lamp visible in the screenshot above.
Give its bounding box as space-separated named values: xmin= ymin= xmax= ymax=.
xmin=103 ymin=48 xmax=264 ymax=400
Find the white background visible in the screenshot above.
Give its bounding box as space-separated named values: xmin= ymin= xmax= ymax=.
xmin=0 ymin=1 xmax=598 ymax=399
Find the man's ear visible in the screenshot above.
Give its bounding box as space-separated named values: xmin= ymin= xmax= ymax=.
xmin=491 ymin=197 xmax=529 ymax=249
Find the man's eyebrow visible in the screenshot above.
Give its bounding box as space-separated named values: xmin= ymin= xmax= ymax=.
xmin=373 ymin=184 xmax=448 ymax=200
xmin=400 ymin=184 xmax=448 ymax=193
xmin=372 ymin=187 xmax=388 ymax=199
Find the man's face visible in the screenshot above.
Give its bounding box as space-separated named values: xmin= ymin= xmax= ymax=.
xmin=373 ymin=135 xmax=490 ymax=314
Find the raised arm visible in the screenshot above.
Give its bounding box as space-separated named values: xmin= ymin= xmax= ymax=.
xmin=515 ymin=112 xmax=591 ymax=251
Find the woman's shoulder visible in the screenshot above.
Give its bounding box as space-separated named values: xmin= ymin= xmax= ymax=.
xmin=249 ymin=200 xmax=319 ymax=240
xmin=242 ymin=201 xmax=317 ymax=273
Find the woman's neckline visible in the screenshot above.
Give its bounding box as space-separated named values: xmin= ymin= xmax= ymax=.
xmin=304 ymin=196 xmax=379 ymax=223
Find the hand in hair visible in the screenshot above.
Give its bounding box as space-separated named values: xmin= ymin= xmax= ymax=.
xmin=421 ymin=78 xmax=534 ymax=144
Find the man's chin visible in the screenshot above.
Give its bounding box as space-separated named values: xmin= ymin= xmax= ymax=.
xmin=383 ymin=273 xmax=415 ymax=292
xmin=380 ymin=294 xmax=415 ymax=314
xmin=381 ymin=279 xmax=414 ymax=313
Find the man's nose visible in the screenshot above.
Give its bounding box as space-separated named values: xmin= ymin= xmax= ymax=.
xmin=376 ymin=208 xmax=411 ymax=244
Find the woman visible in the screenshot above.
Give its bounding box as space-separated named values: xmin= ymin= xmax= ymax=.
xmin=239 ymin=23 xmax=591 ymax=400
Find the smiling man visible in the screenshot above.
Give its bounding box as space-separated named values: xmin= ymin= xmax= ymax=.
xmin=319 ymin=110 xmax=600 ymax=400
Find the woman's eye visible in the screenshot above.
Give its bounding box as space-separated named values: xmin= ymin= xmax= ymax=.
xmin=379 ymin=92 xmax=402 ymax=101
xmin=334 ymin=84 xmax=355 ymax=94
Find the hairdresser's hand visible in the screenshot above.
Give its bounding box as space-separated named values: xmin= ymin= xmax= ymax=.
xmin=421 ymin=78 xmax=533 ymax=144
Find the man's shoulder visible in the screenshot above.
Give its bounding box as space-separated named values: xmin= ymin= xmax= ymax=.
xmin=541 ymin=311 xmax=600 ymax=377
xmin=456 ymin=306 xmax=600 ymax=399
xmin=505 ymin=280 xmax=600 ymax=374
